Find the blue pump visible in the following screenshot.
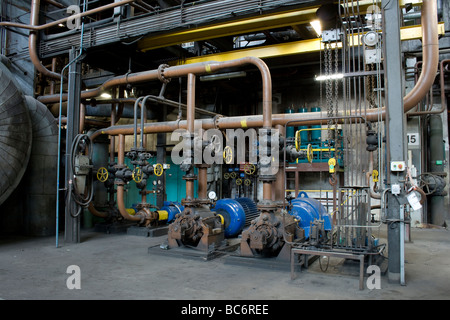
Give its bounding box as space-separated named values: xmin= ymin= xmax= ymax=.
xmin=289 ymin=192 xmax=332 ymax=239
xmin=160 ymin=201 xmax=185 ymax=223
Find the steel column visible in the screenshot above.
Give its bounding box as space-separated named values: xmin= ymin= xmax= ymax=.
xmin=382 ymin=0 xmax=406 ymax=284
xmin=64 ymin=48 xmax=82 ymax=244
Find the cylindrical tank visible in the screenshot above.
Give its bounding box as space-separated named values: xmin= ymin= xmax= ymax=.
xmin=297 ymin=106 xmax=309 ymax=145
xmin=212 ymin=197 xmax=259 ymax=237
xmin=0 ymin=59 xmax=32 ymax=207
xmin=285 ymin=107 xmax=295 ymax=139
xmin=22 ymin=96 xmax=58 ymax=236
xmin=289 ymin=192 xmax=331 ymax=239
xmin=310 ymin=107 xmax=322 ymax=143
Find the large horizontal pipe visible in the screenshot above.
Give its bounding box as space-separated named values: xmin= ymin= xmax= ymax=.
xmin=37 ymin=57 xmax=271 ymax=127
xmin=41 ymin=0 xmax=438 ymax=131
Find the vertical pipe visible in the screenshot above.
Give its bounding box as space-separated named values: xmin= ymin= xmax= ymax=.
xmin=185 ymin=73 xmax=196 ymax=201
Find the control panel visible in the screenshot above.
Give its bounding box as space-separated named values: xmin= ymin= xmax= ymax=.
xmin=390 ymin=161 xmax=406 ymax=172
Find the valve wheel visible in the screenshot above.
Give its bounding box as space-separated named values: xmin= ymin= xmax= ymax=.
xmin=230 ymin=172 xmax=237 ymax=179
xmin=223 ymin=146 xmax=233 ymax=164
xmin=244 ymin=163 xmax=256 ymax=175
xmin=236 ymin=178 xmax=242 ymax=186
xmin=224 ymin=172 xmax=230 ymax=179
xmin=295 ymin=130 xmax=301 ymax=152
xmin=244 ymin=179 xmax=252 ymax=186
xmin=307 ymin=144 xmax=314 ymax=164
xmin=97 ymin=167 xmax=109 ymax=182
xmin=132 ymin=167 xmax=143 ymax=183
xmin=154 ymin=163 xmax=164 ymax=177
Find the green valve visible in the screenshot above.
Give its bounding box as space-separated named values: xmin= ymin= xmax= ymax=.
xmin=436 ymin=160 xmax=443 ymax=165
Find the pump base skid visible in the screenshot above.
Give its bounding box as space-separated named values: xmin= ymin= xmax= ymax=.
xmin=149 ymin=239 xmax=240 ymax=261
xmin=127 ymin=225 xmax=169 ymax=237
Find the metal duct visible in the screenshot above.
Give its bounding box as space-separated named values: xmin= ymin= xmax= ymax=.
xmin=22 ymin=96 xmax=58 ymax=236
xmin=0 ymin=59 xmax=32 ymax=206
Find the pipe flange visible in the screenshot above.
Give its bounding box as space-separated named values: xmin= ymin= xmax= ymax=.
xmin=157 ymin=64 xmax=171 ymax=84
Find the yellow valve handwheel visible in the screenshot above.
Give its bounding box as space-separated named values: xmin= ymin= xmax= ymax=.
xmin=295 ymin=130 xmax=301 ymax=152
xmin=230 ymin=172 xmax=237 ymax=179
xmin=96 ymin=167 xmax=109 ymax=182
xmin=244 ymin=163 xmax=256 ymax=175
xmin=244 ymin=179 xmax=252 ymax=186
xmin=236 ymin=178 xmax=242 ymax=186
xmin=154 ymin=163 xmax=164 ymax=177
xmin=223 ymin=146 xmax=233 ymax=164
xmin=307 ymin=144 xmax=314 ymax=163
xmin=224 ymin=172 xmax=230 ymax=179
xmin=132 ymin=167 xmax=143 ymax=183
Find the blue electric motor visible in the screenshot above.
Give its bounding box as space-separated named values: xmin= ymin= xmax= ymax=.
xmin=212 ymin=197 xmax=259 ymax=238
xmin=289 ymin=192 xmax=332 ymax=239
xmin=160 ymin=201 xmax=185 ymax=223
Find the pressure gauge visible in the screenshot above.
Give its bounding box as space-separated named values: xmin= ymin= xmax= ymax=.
xmin=208 ymin=191 xmax=217 ymax=200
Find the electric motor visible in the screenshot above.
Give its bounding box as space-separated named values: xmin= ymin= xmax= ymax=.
xmin=212 ymin=197 xmax=258 ymax=238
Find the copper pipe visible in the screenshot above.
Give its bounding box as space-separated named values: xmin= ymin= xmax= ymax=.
xmin=29 ymin=0 xmax=60 ymax=79
xmin=42 ymin=0 xmax=66 ymax=9
xmin=79 ymin=102 xmax=85 ymax=133
xmin=187 ymin=73 xmax=196 ymax=133
xmin=87 ymin=203 xmax=109 ymax=218
xmin=197 ymin=166 xmax=208 ymax=200
xmin=116 ymin=134 xmax=142 ymax=222
xmin=185 ymin=73 xmax=196 ymax=202
xmin=50 ymin=58 xmax=57 ymax=94
xmin=408 ymin=59 xmax=449 ymax=116
xmin=0 ymin=0 xmax=135 ymax=31
xmin=117 ymin=185 xmax=141 ymax=222
xmin=118 ymin=134 xmax=125 ymax=166
xmin=4 ymin=0 xmax=135 ymax=80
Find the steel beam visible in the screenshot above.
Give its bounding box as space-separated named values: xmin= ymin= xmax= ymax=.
xmin=170 ymin=23 xmax=444 ymax=65
xmin=382 ymin=0 xmax=406 ymax=285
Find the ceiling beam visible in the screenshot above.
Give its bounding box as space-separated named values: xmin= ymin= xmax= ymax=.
xmin=168 ymin=22 xmax=445 ymax=65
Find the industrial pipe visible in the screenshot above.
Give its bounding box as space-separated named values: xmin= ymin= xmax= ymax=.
xmin=408 ymin=59 xmax=450 ymax=116
xmin=38 ymin=0 xmax=437 ymax=127
xmin=1 ymin=0 xmax=136 ymax=79
xmin=116 ymin=134 xmax=142 ymax=222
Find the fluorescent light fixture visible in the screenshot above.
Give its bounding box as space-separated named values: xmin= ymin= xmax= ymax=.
xmin=100 ymin=93 xmax=112 ymax=99
xmin=58 ymin=23 xmax=65 ymax=27
xmin=310 ymin=20 xmax=322 ymax=37
xmin=315 ymin=73 xmax=344 ymax=81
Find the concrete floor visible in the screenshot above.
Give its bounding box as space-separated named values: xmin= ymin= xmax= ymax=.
xmin=0 ymin=224 xmax=449 ymax=300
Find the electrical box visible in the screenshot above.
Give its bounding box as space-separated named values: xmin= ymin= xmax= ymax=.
xmin=390 ymin=161 xmax=406 ymax=172
xmin=391 ymin=184 xmax=401 ymax=195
